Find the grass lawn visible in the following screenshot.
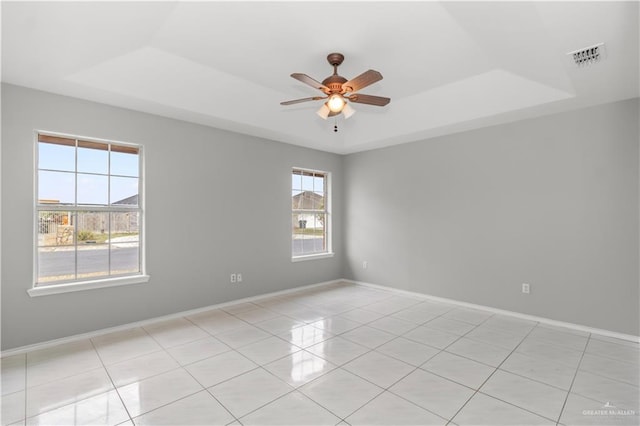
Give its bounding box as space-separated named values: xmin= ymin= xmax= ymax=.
xmin=79 ymin=232 xmax=138 ymax=244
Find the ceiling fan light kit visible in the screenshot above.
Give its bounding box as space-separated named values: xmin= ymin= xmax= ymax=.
xmin=281 ymin=52 xmax=390 ymax=129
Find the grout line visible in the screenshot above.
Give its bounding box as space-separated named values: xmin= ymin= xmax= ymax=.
xmin=88 ymin=338 xmax=134 ymax=425
xmin=333 ymin=302 xmax=495 ymax=423
xmin=12 ymin=283 xmax=632 ymax=426
xmin=555 ymin=334 xmax=592 ymax=425
xmin=444 ymin=321 xmax=543 ymax=425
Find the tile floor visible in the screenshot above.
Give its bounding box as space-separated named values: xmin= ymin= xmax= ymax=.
xmin=1 ymin=282 xmax=638 ymax=425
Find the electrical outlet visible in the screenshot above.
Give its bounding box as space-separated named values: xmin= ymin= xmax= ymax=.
xmin=230 ymin=273 xmax=236 ymax=283
xmin=237 ymin=273 xmax=242 ymax=283
xmin=363 ymin=261 xmax=368 ymax=269
xmin=522 ymin=283 xmax=530 ymax=294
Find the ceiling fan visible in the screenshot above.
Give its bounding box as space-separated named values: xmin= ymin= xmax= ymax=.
xmin=281 ymin=53 xmax=390 ymax=120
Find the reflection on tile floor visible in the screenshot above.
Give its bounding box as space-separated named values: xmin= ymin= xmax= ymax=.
xmin=2 ymin=282 xmax=638 ymax=425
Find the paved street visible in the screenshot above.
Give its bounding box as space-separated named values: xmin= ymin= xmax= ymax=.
xmin=39 ymin=246 xmax=139 ymax=278
xmin=39 ymin=238 xmax=322 ymax=281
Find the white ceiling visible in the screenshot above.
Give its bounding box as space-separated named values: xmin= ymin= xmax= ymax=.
xmin=2 ymin=1 xmax=638 ymax=154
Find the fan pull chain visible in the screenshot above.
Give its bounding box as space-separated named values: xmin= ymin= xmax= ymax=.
xmin=334 ymin=117 xmax=338 ymax=133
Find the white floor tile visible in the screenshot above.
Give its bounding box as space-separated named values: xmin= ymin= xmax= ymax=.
xmin=166 ymin=336 xmax=231 ymax=366
xmin=142 ymin=318 xmax=209 ymax=349
xmin=586 ymin=339 xmax=639 ymax=365
xmin=1 ymin=391 xmax=25 ymax=425
xmin=105 ymin=350 xmax=179 ymax=387
xmin=423 ymin=317 xmax=476 ymax=336
xmin=368 ymin=317 xmax=417 ymax=335
xmin=480 ymin=370 xmax=567 ymax=421
xmin=310 ymin=316 xmax=362 ymax=335
xmin=516 ymin=339 xmax=584 ymax=368
xmin=481 ymin=315 xmax=537 ymax=335
xmin=264 ymin=350 xmax=336 ymax=388
xmin=1 ymin=355 xmax=26 ymax=396
xmin=480 ymin=314 xmax=538 ymax=337
xmin=537 ymin=323 xmax=589 ymax=337
xmin=343 ymin=351 xmax=415 ymax=388
xmin=375 ymin=337 xmax=440 ymax=367
xmin=236 ymin=336 xmax=300 ymax=365
xmin=186 ymin=310 xmax=246 ymax=335
xmin=185 ymin=350 xmax=257 ymax=388
xmin=390 ymin=308 xmax=439 ymax=325
xmin=278 ymin=325 xmax=334 ymax=349
xmin=208 ymin=368 xmax=292 ymax=417
xmin=560 ymin=392 xmax=640 ymax=426
xmin=26 ymin=368 xmax=113 ymax=417
xmin=571 ymin=370 xmax=639 ymax=410
xmin=10 ymin=283 xmax=632 ymax=426
xmin=117 ymin=368 xmax=202 ymax=418
xmin=232 ymin=307 xmax=281 ymax=324
xmin=91 ymin=328 xmax=162 ymax=365
xmin=239 ymin=391 xmax=340 ymax=426
xmin=403 ymin=326 xmax=460 ymax=349
xmin=254 ymin=316 xmax=305 ymax=335
xmin=221 ymin=302 xmax=260 ymax=315
xmin=579 ymin=353 xmax=639 ymax=386
xmin=26 ymin=340 xmax=103 ymax=388
xmin=452 ymin=392 xmax=553 ymax=425
xmin=299 ymin=369 xmax=383 ymax=418
xmin=389 ymin=369 xmax=474 ymax=420
xmin=215 ymin=324 xmax=271 ymax=349
xmin=341 ymin=326 xmax=396 ymax=349
xmin=362 ymin=300 xmax=407 ymax=315
xmin=421 ymin=351 xmax=495 ymax=389
xmin=312 ymin=302 xmax=354 ymax=316
xmin=500 ymin=351 xmax=577 ymax=390
xmin=526 ymin=326 xmax=589 ymax=351
xmin=25 ymin=389 xmax=128 ymax=426
xmin=133 ymin=390 xmax=234 ymax=426
xmin=305 ymin=337 xmax=370 ymax=366
xmin=442 ymin=308 xmax=492 ymax=325
xmin=338 ymin=308 xmax=386 ymax=324
xmin=464 ymin=327 xmax=524 ymax=350
xmin=281 ymin=306 xmax=329 ymax=324
xmin=346 ymin=391 xmax=447 ymax=426
xmin=590 ymin=335 xmax=640 ymax=350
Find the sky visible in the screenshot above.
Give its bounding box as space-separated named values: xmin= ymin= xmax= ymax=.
xmin=38 ymin=142 xmax=139 ymax=205
xmin=291 ymin=173 xmax=325 ymax=198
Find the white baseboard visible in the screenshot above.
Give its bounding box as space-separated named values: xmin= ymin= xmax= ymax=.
xmin=0 ymin=279 xmax=343 ymax=358
xmin=346 ymin=279 xmax=640 ymax=344
xmin=2 ymin=277 xmax=637 ymax=358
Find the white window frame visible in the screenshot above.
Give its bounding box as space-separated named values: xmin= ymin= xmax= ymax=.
xmin=291 ymin=167 xmax=333 ymax=262
xmin=29 ymin=131 xmax=148 ymax=297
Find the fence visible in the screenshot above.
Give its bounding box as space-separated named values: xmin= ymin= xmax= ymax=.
xmin=38 ymin=211 xmax=139 ymax=245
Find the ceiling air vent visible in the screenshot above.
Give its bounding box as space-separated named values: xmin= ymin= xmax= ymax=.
xmin=567 ymin=43 xmax=605 ymax=67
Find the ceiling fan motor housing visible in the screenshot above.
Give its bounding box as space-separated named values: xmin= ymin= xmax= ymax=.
xmin=322 ymin=75 xmax=348 ymax=93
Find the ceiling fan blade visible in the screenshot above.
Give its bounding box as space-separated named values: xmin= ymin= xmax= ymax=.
xmin=346 ymin=93 xmax=391 ymax=106
xmin=291 ymin=73 xmax=330 ymax=93
xmin=342 ymin=70 xmax=383 ymax=93
xmin=281 ymin=96 xmax=326 ymax=106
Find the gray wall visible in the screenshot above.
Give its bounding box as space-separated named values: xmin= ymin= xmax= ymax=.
xmin=1 ymin=84 xmax=344 ymax=350
xmin=344 ymin=98 xmax=639 ymax=336
xmin=2 ymin=84 xmax=638 ymax=351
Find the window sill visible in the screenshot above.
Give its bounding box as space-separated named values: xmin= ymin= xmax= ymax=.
xmin=291 ymin=252 xmax=334 ymax=262
xmin=27 ymin=275 xmax=150 ymax=297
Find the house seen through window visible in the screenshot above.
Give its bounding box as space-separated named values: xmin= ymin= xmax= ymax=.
xmin=292 ymin=168 xmax=330 ymax=258
xmin=36 ymin=133 xmax=143 ymax=286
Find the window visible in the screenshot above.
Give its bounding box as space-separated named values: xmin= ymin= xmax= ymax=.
xmin=34 ymin=132 xmax=144 ymax=291
xmin=292 ymin=168 xmax=331 ymax=259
